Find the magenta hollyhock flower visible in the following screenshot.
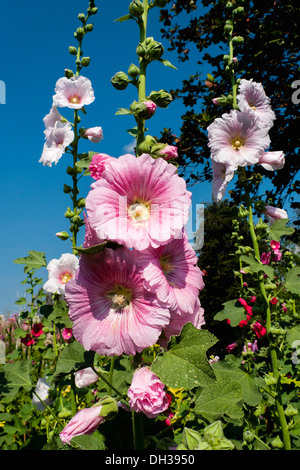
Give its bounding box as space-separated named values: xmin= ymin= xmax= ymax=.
xmin=237 ymin=78 xmax=276 ymax=130
xmin=88 ymin=153 xmax=115 ymax=180
xmin=258 ymin=151 xmax=285 ymax=171
xmin=211 ymin=159 xmax=237 ymax=202
xmin=144 ymin=100 xmax=157 ymax=117
xmin=31 ymin=323 xmax=44 ymax=337
xmin=127 ymin=367 xmax=169 ymax=419
xmin=270 ymin=240 xmax=280 ymax=251
xmin=207 ymin=109 xmax=270 ymax=167
xmin=84 ymin=127 xmax=103 ymax=143
xmin=43 ymin=253 xmax=79 ymax=295
xmin=39 ymin=121 xmax=74 ymax=167
xmin=226 ymin=342 xmax=237 ymax=353
xmin=59 ymin=405 xmax=104 ymax=445
xmin=53 ymin=75 xmax=95 ymax=109
xmin=261 ymin=252 xmax=271 ymax=265
xmin=62 ymin=327 xmax=73 ymax=342
xmin=160 ymin=145 xmax=178 ymax=160
xmin=263 ymin=205 xmax=288 ymax=224
xmin=252 ymin=321 xmax=267 ymax=338
xmin=85 ymin=153 xmax=192 ymax=251
xmin=158 ymin=298 xmax=205 ymax=349
xmin=64 ymin=247 xmax=170 ymax=357
xmin=74 ymin=368 xmax=99 ymax=388
xmin=21 ymin=334 xmax=35 ymax=346
xmin=138 ymin=233 xmax=204 ymax=315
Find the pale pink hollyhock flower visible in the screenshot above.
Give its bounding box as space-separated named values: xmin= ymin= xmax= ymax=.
xmin=237 ymin=78 xmax=276 ymax=130
xmin=65 ymin=247 xmax=170 ymax=357
xmin=43 ymin=253 xmax=79 ymax=295
xmin=207 ymin=109 xmax=270 ymax=167
xmin=88 ymin=153 xmax=115 ymax=180
xmin=258 ymin=151 xmax=285 ymax=171
xmin=144 ymin=100 xmax=157 ymax=116
xmin=74 ymin=368 xmax=99 ymax=388
xmin=138 ymin=232 xmax=204 ymax=315
xmin=243 ymin=340 xmax=258 ymax=354
xmin=59 ymin=405 xmax=104 ymax=445
xmin=158 ymin=298 xmax=205 ymax=349
xmin=127 ymin=367 xmax=169 ymax=419
xmin=263 ymin=205 xmax=288 ymax=224
xmin=62 ymin=327 xmax=73 ymax=342
xmin=84 ymin=127 xmax=103 ymax=144
xmin=43 ymin=105 xmax=62 ymax=138
xmin=53 ymin=76 xmax=95 ymax=109
xmin=85 ymin=153 xmax=192 ymax=251
xmin=160 ymin=145 xmax=178 ymax=160
xmin=211 ymin=159 xmax=237 ymax=202
xmin=39 ymin=121 xmax=74 ymax=167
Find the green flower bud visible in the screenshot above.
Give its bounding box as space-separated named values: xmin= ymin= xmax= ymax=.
xmin=69 ymin=46 xmax=77 ymax=55
xmin=154 ymin=0 xmax=169 ymax=7
xmin=149 ymin=89 xmax=173 ymax=108
xmin=64 ymin=208 xmax=74 ymax=219
xmin=243 ymin=430 xmax=255 ymax=443
xmin=224 ymin=23 xmax=233 ymax=34
xmin=77 ymin=197 xmax=85 ymax=208
xmin=63 ymin=184 xmax=72 ymax=193
xmin=58 ymin=408 xmax=72 ymax=419
xmin=78 ymin=13 xmax=85 ymax=21
xmin=111 ymin=71 xmax=130 ymax=90
xmin=128 ymin=63 xmax=140 ymax=78
xmin=284 ymin=403 xmax=298 ymax=417
xmin=129 ymin=0 xmax=144 ymax=17
xmin=271 ymin=436 xmax=284 ymax=449
xmin=137 ymin=140 xmax=151 ymax=155
xmin=85 ymin=23 xmax=94 ymax=32
xmin=88 ymin=6 xmax=98 ymax=15
xmin=81 ymin=57 xmax=91 ymax=67
xmin=147 ymin=38 xmax=164 ymax=61
xmin=56 ymin=231 xmax=70 ymax=241
xmin=75 ymin=26 xmax=85 ymax=39
xmin=136 ymin=42 xmax=147 ymax=58
xmin=233 ymin=6 xmax=245 ymax=16
xmin=98 ymin=396 xmax=119 ymax=420
xmin=232 ymin=36 xmax=244 ymax=45
xmin=64 ymin=69 xmax=74 ymax=78
xmin=145 ymin=134 xmax=157 ymax=147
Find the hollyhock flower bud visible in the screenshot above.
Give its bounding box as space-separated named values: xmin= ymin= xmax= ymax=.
xmin=74 ymin=367 xmax=99 ymax=388
xmin=129 ymin=0 xmax=144 ymax=17
xmin=111 ymin=71 xmax=130 ymax=90
xmin=226 ymin=342 xmax=237 ymax=353
xmin=59 ymin=405 xmax=105 ymax=445
xmin=128 ymin=63 xmax=140 ymax=78
xmin=149 ymin=89 xmax=173 ymax=108
xmin=160 ymin=145 xmax=178 ymax=160
xmin=270 ymin=297 xmax=278 ymax=305
xmin=88 ymin=153 xmax=115 ymax=180
xmin=263 ymin=206 xmax=288 ymax=224
xmin=147 ymin=39 xmax=164 ymax=61
xmin=84 ymin=126 xmax=103 ymax=143
xmin=56 ymin=231 xmax=70 ymax=241
xmin=258 ymin=151 xmax=285 ymax=171
xmin=127 ymin=367 xmax=169 ymax=418
xmin=144 ymin=100 xmax=157 ymax=117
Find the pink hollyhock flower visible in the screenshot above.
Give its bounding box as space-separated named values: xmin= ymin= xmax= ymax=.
xmin=82 ymin=212 xmax=105 ymax=249
xmin=270 ymin=240 xmax=280 ymax=251
xmin=250 ymin=296 xmax=256 ymax=303
xmin=158 ymin=298 xmax=205 ymax=349
xmin=138 ymin=232 xmax=204 ymax=315
xmin=160 ymin=145 xmax=178 ymax=160
xmin=226 ymin=342 xmax=237 ymax=353
xmin=258 ymin=151 xmax=285 ymax=171
xmin=264 ymin=206 xmax=288 ymax=224
xmin=238 ymin=298 xmax=253 ymax=316
xmin=64 ymin=247 xmax=170 ymax=357
xmin=88 ymin=153 xmax=115 ymax=180
xmin=261 ymin=252 xmax=271 ymax=265
xmin=31 ymin=323 xmax=44 ymax=337
xmin=211 ymin=159 xmax=236 ymax=202
xmin=59 ymin=405 xmax=104 ymax=445
xmin=207 ymin=109 xmax=270 ymax=167
xmin=43 ymin=253 xmax=79 ymax=296
xmin=85 ymin=153 xmax=192 ymax=251
xmin=237 ymin=78 xmax=276 ymax=130
xmin=243 ymin=340 xmax=258 ymax=354
xmin=252 ymin=321 xmax=267 ymax=338
xmin=21 ymin=334 xmax=35 ymax=346
xmin=62 ymin=327 xmax=73 ymax=342
xmin=84 ymin=127 xmax=103 ymax=144
xmin=53 ymin=75 xmax=95 ymax=109
xmin=144 ymin=100 xmax=157 ymax=117
xmin=127 ymin=367 xmax=169 ymax=419
xmin=74 ymin=368 xmax=99 ymax=388
xmin=270 ymin=297 xmax=278 ymax=305
xmin=39 ymin=121 xmax=74 ymax=167
xmin=282 ymin=302 xmax=288 ymax=313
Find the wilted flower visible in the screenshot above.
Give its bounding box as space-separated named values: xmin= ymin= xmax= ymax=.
xmin=252 ymin=321 xmax=267 ymax=338
xmin=127 ymin=367 xmax=169 ymax=419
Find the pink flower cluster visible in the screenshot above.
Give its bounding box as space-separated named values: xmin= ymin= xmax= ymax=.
xmin=208 ymin=79 xmax=285 ymax=203
xmin=261 ymin=240 xmax=282 ymax=265
xmin=64 ymin=152 xmax=205 ymax=358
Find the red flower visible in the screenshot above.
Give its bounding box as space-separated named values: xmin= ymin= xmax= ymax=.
xmin=270 ymin=297 xmax=278 ymax=305
xmin=252 ymin=321 xmax=267 ymax=338
xmin=21 ymin=334 xmax=35 ymax=346
xmin=31 ymin=323 xmax=44 ymax=337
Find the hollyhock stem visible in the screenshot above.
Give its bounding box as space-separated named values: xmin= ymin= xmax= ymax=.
xmin=241 ymin=168 xmax=291 ymax=450
xmin=228 ymin=33 xmax=237 ymax=108
xmin=132 ymin=411 xmax=145 ymax=450
xmin=136 ymin=0 xmax=149 ymax=154
xmin=33 ymin=391 xmax=62 ymax=426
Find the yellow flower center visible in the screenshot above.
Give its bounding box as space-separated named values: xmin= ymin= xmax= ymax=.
xmin=70 ymin=95 xmax=80 ymax=104
xmin=106 ymin=285 xmax=132 ymax=311
xmin=61 ymin=272 xmax=72 ymax=284
xmin=231 ymin=137 xmax=244 ymax=150
xmin=128 ymin=202 xmax=151 ymax=224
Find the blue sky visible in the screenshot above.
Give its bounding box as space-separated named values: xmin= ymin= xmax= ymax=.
xmin=0 ymin=0 xmax=216 ymax=315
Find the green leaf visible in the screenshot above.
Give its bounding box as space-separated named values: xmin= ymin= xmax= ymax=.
xmin=286 ymin=325 xmax=300 ymax=346
xmin=284 ymin=265 xmax=300 ymax=295
xmin=14 ymin=251 xmax=47 ymax=274
xmin=116 ymin=108 xmax=132 ymax=115
xmin=159 ymin=58 xmax=177 ymax=70
xmin=15 ymin=297 xmax=27 ymax=306
xmin=214 ymin=299 xmax=246 ymax=327
xmin=240 ymin=254 xmax=274 ymax=278
xmin=71 ymin=431 xmax=106 ymax=450
xmin=151 ymin=323 xmax=218 ymax=390
xmin=269 ymin=218 xmax=294 ymax=242
xmin=75 ymin=240 xmax=121 ymax=255
xmin=114 ymin=14 xmax=133 ymax=23
xmin=194 ymin=375 xmax=244 ymax=421
xmin=0 ymin=360 xmax=33 ymax=397
xmin=50 ymin=340 xmax=95 ymax=387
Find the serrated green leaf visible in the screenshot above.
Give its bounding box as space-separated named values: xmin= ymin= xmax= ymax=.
xmin=71 ymin=431 xmax=106 ymax=450
xmin=50 ymin=340 xmax=94 ymax=387
xmin=269 ymin=218 xmax=294 ymax=242
xmin=14 ymin=251 xmax=47 ymax=274
xmin=0 ymin=359 xmax=33 ymax=397
xmin=284 ymin=265 xmax=300 ymax=295
xmin=240 ymin=254 xmax=274 ymax=278
xmin=151 ymin=323 xmax=218 ymax=390
xmin=214 ymin=299 xmax=246 ymax=327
